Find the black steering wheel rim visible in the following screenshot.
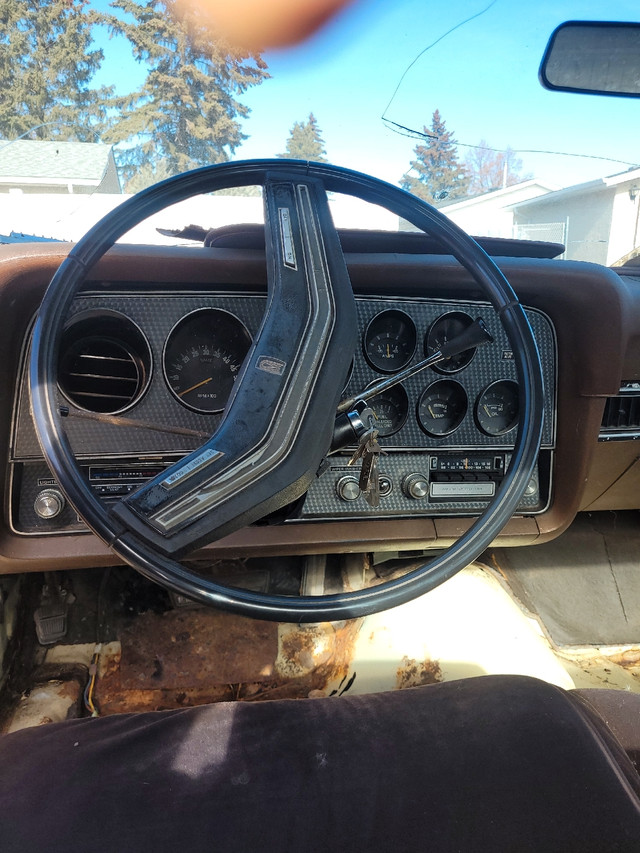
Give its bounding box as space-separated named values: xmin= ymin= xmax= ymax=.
xmin=30 ymin=159 xmax=544 ymax=622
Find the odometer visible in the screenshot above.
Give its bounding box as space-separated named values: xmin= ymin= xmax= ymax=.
xmin=163 ymin=309 xmax=252 ymax=413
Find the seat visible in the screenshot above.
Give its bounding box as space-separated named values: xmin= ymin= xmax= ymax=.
xmin=1 ymin=675 xmax=640 ymax=852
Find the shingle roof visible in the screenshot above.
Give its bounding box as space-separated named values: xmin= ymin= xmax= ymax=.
xmin=0 ymin=140 xmax=113 ymax=182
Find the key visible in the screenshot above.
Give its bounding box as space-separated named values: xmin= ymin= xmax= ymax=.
xmin=359 ymin=445 xmax=381 ymax=507
xmin=352 ymin=433 xmax=384 ymax=508
xmin=347 ymin=408 xmax=385 ymax=507
xmin=348 ymin=426 xmax=377 ymax=466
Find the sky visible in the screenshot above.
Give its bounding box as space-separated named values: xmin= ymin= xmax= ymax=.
xmin=91 ymin=0 xmax=640 ymax=190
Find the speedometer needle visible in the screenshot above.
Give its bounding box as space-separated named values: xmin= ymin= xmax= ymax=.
xmin=179 ymin=377 xmax=213 ymax=397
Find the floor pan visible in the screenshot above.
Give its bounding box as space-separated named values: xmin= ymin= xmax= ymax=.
xmin=491 ymin=511 xmax=640 ymax=646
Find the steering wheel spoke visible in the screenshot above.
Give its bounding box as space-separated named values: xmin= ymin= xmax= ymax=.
xmin=109 ymin=173 xmax=356 ymax=557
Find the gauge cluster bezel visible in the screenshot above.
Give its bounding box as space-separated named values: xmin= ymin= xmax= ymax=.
xmin=13 ymin=292 xmax=556 ymax=461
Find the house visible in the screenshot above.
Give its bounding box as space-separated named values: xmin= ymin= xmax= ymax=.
xmin=509 ymin=167 xmax=640 ymax=265
xmin=0 ymin=140 xmax=122 ymax=194
xmin=438 ymin=180 xmax=556 ymax=239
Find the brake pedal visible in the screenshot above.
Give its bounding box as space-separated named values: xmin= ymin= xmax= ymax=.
xmin=34 ymin=578 xmax=68 ymax=645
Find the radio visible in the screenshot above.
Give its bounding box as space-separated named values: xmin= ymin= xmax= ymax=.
xmin=427 ymin=454 xmax=506 ymax=500
xmin=12 ymin=457 xmax=182 ymax=535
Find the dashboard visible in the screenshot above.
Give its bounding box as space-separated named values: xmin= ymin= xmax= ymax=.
xmin=10 ymin=291 xmax=557 ymax=537
xmin=0 ymin=235 xmax=637 ymax=572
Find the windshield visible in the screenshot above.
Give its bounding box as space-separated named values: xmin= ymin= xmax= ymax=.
xmin=0 ymin=0 xmax=638 ymax=264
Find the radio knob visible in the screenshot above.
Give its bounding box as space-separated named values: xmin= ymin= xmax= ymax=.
xmin=402 ymin=473 xmax=429 ymax=500
xmin=34 ymin=489 xmax=66 ymax=520
xmin=336 ymin=476 xmax=361 ymax=502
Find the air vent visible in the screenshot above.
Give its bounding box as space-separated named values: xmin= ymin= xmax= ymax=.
xmin=600 ymin=382 xmax=640 ymax=439
xmin=58 ymin=312 xmax=152 ymax=414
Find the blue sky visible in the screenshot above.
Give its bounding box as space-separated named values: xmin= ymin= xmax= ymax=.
xmin=92 ymin=0 xmax=639 ymax=189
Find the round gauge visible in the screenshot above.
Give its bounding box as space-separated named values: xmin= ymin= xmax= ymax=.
xmin=417 ymin=380 xmax=468 ymax=437
xmin=425 ymin=311 xmax=477 ymax=373
xmin=367 ymin=383 xmax=409 ymax=437
xmin=364 ymin=310 xmax=416 ymax=374
xmin=164 ymin=308 xmax=252 ymax=413
xmin=475 ymin=380 xmax=519 ymax=436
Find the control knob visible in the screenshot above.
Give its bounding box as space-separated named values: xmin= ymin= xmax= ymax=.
xmin=34 ymin=488 xmax=66 ymax=519
xmin=336 ymin=476 xmax=361 ymax=502
xmin=402 ymin=473 xmax=429 ymax=500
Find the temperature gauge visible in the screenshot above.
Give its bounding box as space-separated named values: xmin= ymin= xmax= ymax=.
xmin=417 ymin=380 xmax=468 ymax=437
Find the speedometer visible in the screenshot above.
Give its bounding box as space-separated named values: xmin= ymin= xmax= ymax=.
xmin=163 ymin=308 xmax=252 ymax=413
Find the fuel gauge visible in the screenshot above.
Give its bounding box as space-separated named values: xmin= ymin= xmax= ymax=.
xmin=367 ymin=383 xmax=409 ymax=437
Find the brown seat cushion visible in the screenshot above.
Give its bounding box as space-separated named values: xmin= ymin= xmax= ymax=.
xmin=1 ymin=675 xmax=640 ymax=852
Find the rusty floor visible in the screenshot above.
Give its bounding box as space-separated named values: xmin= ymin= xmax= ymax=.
xmin=93 ymin=608 xmax=366 ymax=714
xmin=5 ymin=540 xmax=640 ymax=731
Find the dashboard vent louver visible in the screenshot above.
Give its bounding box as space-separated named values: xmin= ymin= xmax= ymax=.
xmin=58 ymin=311 xmax=152 ymax=415
xmin=600 ymin=382 xmax=640 ymax=438
xmin=60 ymin=337 xmax=141 ymax=414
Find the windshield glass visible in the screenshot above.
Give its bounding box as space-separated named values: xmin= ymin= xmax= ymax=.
xmin=1 ymin=0 xmax=638 ymax=264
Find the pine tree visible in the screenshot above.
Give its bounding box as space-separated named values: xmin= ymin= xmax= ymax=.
xmin=0 ymin=0 xmax=111 ymax=142
xmin=465 ymin=140 xmax=531 ymax=195
xmin=400 ymin=110 xmax=469 ymax=205
xmin=104 ymin=0 xmax=269 ymax=184
xmin=278 ymin=113 xmax=327 ymax=162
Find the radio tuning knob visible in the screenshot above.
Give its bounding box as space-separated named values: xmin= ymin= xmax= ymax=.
xmin=402 ymin=473 xmax=429 ymax=500
xmin=34 ymin=489 xmax=66 ymax=520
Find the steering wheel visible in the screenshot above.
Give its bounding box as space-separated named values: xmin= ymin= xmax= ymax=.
xmin=30 ymin=160 xmax=544 ymax=622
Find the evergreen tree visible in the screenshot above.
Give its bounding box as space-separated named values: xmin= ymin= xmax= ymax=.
xmin=278 ymin=113 xmax=327 ymax=162
xmin=124 ymin=159 xmax=173 ymax=194
xmin=465 ymin=140 xmax=531 ymax=195
xmin=400 ymin=110 xmax=469 ymax=205
xmin=0 ymin=0 xmax=111 ymax=142
xmin=104 ymin=0 xmax=269 ymax=184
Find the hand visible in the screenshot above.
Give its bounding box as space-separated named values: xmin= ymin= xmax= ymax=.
xmin=177 ymin=0 xmax=357 ymax=51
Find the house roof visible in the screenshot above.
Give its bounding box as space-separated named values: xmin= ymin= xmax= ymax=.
xmin=439 ymin=180 xmax=556 ymax=212
xmin=0 ymin=140 xmax=115 ymax=184
xmin=507 ymin=167 xmax=640 ymax=211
